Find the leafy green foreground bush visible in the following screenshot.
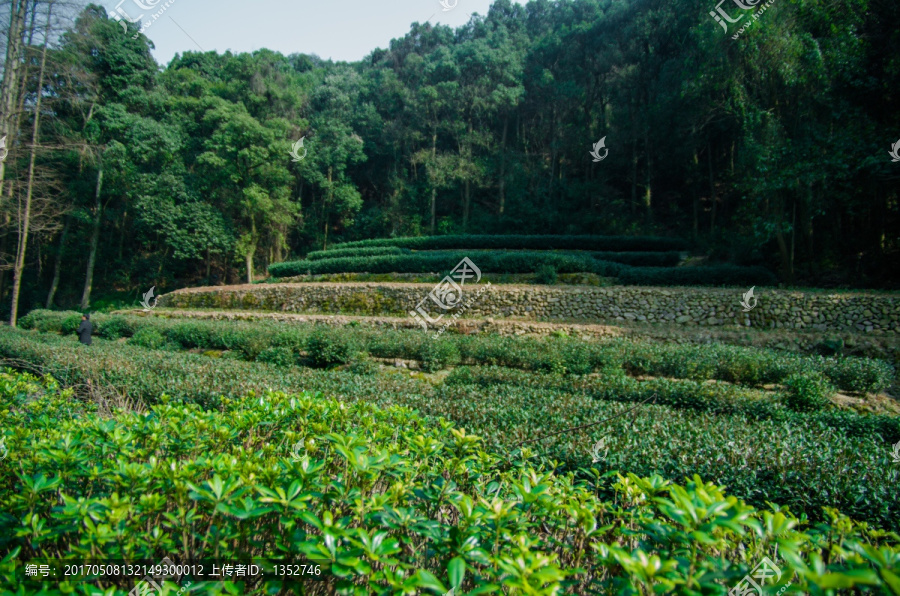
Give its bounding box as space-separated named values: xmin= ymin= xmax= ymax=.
xmin=333 ymin=233 xmax=689 ymax=252
xmin=0 ymin=329 xmax=898 ymax=530
xmin=19 ymin=310 xmax=896 ymax=393
xmin=1 ymin=369 xmax=899 ymax=595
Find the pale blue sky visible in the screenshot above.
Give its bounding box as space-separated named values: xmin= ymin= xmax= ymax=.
xmin=102 ymin=0 xmax=526 ymax=66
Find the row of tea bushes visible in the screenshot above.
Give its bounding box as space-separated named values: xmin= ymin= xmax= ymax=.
xmin=268 ymin=250 xmax=617 ymax=278
xmin=1 ymin=369 xmax=898 ymax=594
xmin=331 ymin=233 xmax=690 ymax=252
xmin=0 ymin=330 xmax=898 ymax=528
xmin=445 ymin=366 xmax=900 ymax=442
xmin=268 ymin=251 xmax=777 ymax=286
xmin=306 ymin=245 xmax=410 ymax=260
xmin=307 ymin=247 xmax=681 ymax=268
xmin=19 ymin=310 xmax=895 ymax=393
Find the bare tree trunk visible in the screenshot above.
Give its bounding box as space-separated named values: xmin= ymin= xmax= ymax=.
xmin=322 ymin=166 xmax=332 ymax=250
xmin=46 ymin=214 xmax=69 ymax=308
xmin=79 ymin=159 xmax=103 ymax=310
xmin=10 ymin=1 xmax=52 ymax=326
xmin=708 ymin=142 xmax=717 ymax=233
xmin=644 ymin=126 xmax=652 ymax=223
xmin=0 ymin=0 xmax=28 ymax=202
xmin=429 ymin=132 xmax=437 ymax=234
xmin=498 ymin=115 xmax=508 ymax=214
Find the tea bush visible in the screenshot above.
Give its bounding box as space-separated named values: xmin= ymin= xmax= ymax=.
xmin=129 ymin=327 xmax=168 ymax=350
xmin=256 ymin=346 xmax=297 ymax=367
xmin=2 ymin=369 xmax=899 ymax=594
xmin=418 ymin=339 xmax=460 ymax=372
xmin=783 ymin=372 xmax=835 ymax=412
xmin=534 ymin=264 xmax=558 ymax=285
xmin=307 ymin=328 xmax=359 ymax=367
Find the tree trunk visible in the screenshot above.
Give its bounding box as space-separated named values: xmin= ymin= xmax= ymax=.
xmin=0 ymin=0 xmax=27 ymax=202
xmin=498 ymin=115 xmax=508 ymax=214
xmin=323 ymin=166 xmax=332 ymax=250
xmin=644 ymin=127 xmax=652 ymax=223
xmin=79 ymin=160 xmax=103 ymax=310
xmin=46 ymin=215 xmax=69 ymax=308
xmin=430 ymin=132 xmax=437 ymax=234
xmin=708 ymin=142 xmax=717 ymax=233
xmin=10 ymin=1 xmax=51 ymax=326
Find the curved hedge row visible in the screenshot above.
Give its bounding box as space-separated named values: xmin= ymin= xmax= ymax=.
xmin=268 ymin=251 xmax=616 ymax=278
xmin=2 ymin=369 xmax=898 ymax=593
xmin=268 ymin=251 xmax=776 ymax=286
xmin=333 ymin=234 xmax=689 ymax=251
xmin=307 ymin=246 xmax=410 ymax=261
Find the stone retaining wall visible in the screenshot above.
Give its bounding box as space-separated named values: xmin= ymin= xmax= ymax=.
xmin=159 ymin=282 xmax=900 ymax=334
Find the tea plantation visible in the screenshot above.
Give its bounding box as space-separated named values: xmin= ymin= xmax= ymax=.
xmin=0 ymin=310 xmax=899 ymax=594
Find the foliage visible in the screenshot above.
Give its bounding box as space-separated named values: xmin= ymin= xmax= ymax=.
xmin=332 ymin=234 xmax=689 ymax=252
xmin=19 ymin=310 xmax=896 ymax=392
xmin=534 ymin=264 xmax=558 ymax=285
xmin=306 ymin=246 xmax=409 ymax=260
xmin=256 ymin=346 xmax=298 ymax=367
xmin=1 ymin=328 xmax=899 ymax=529
xmin=0 ymin=369 xmax=899 ymax=594
xmin=783 ymin=372 xmax=835 ymax=412
xmin=307 ymin=328 xmax=360 ymax=368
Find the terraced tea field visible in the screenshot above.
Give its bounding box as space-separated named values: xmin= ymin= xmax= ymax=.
xmin=1 ymin=299 xmax=898 ymax=594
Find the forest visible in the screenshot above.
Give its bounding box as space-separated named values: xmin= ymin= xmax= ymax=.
xmin=0 ymin=0 xmax=898 ymax=324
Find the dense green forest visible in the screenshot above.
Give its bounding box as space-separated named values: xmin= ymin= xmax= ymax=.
xmin=0 ymin=0 xmax=898 ymax=322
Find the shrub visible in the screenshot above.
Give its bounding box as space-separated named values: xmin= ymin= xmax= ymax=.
xmin=534 ymin=264 xmax=558 ymax=285
xmin=783 ymin=372 xmax=834 ymax=412
xmin=348 ymin=352 xmax=379 ymax=375
xmin=820 ymin=357 xmax=895 ymax=393
xmin=130 ymin=327 xmax=168 ymax=350
xmin=307 ymin=328 xmax=359 ymax=367
xmin=256 ymin=346 xmax=297 ymax=367
xmin=95 ymin=316 xmax=134 ymax=340
xmin=419 ymin=339 xmax=461 ymax=372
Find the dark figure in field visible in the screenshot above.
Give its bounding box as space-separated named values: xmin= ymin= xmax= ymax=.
xmin=77 ymin=314 xmax=92 ymax=345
